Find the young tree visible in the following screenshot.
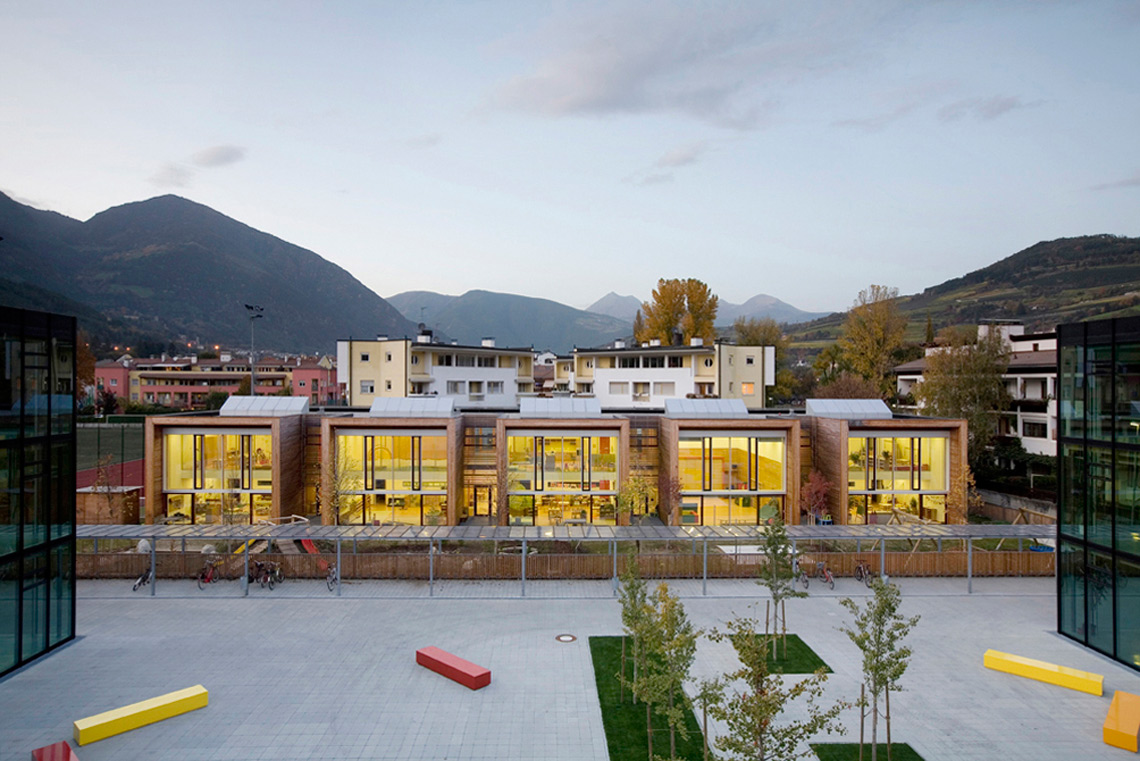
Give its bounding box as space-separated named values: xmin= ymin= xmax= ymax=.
xmin=92 ymin=453 xmax=120 ymax=523
xmin=640 ymin=278 xmax=719 ymax=345
xmin=837 ymin=285 xmax=908 ymax=397
xmin=756 ymin=516 xmax=807 ymax=656
xmin=839 ymin=579 xmax=920 ymax=761
xmin=648 ymin=583 xmax=700 ymax=761
xmin=708 ymin=614 xmax=847 ymax=761
xmin=618 ymin=560 xmax=651 ymax=706
xmin=800 ymin=470 xmax=832 ymax=524
xmin=616 ymin=475 xmax=655 ymax=525
xmin=913 ymin=328 xmax=1010 ymax=467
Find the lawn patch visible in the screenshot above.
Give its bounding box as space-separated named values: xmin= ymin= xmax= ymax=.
xmin=768 ymin=634 xmax=831 ymax=674
xmin=812 ymin=742 xmax=925 ymax=760
xmin=589 ymin=635 xmax=705 ymax=761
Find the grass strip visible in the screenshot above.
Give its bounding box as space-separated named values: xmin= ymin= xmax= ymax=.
xmin=812 ymin=742 xmax=925 ymax=760
xmin=589 ymin=635 xmax=705 ymax=761
xmin=767 ymin=634 xmax=832 ymax=674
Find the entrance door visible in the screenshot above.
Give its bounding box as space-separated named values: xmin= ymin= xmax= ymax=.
xmin=469 ymin=486 xmax=493 ymax=518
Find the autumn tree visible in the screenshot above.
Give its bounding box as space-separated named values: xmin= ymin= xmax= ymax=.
xmin=735 ymin=317 xmax=794 ymax=402
xmin=707 ymin=614 xmax=846 ymax=761
xmin=639 ymin=278 xmax=719 ymax=345
xmin=913 ymin=328 xmax=1009 ymax=467
xmin=812 ymin=343 xmax=849 ymax=387
xmin=837 ymin=285 xmax=908 ymax=397
xmin=839 ymin=579 xmax=920 ymax=761
xmin=814 ymin=373 xmax=882 ymax=400
xmin=800 ymin=470 xmax=832 ymax=524
xmin=632 ymin=309 xmax=646 ymax=342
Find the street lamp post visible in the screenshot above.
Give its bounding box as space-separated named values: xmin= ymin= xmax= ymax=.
xmin=245 ymin=304 xmax=263 ymax=396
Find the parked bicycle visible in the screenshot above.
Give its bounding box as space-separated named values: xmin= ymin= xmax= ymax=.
xmin=268 ymin=561 xmax=285 ymax=586
xmin=132 ymin=566 xmax=152 ymax=592
xmin=326 ymin=562 xmax=338 ymax=592
xmin=793 ymin=556 xmax=810 ymax=589
xmin=815 ymin=561 xmax=835 ymax=590
xmin=248 ymin=560 xmax=275 ymax=590
xmin=854 ymin=561 xmax=876 ymax=588
xmin=196 ymin=557 xmax=223 ymax=589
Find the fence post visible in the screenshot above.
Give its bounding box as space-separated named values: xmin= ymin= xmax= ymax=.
xmin=336 ymin=539 xmax=342 ymax=597
xmin=243 ymin=542 xmax=249 ymax=597
xmin=880 ymin=538 xmax=886 ymax=578
xmin=150 ymin=538 xmax=156 ymax=597
xmin=702 ymin=537 xmax=708 ymax=596
xmin=967 ymin=537 xmax=973 ymax=594
xmin=521 ymin=538 xmax=527 ymax=598
xmin=429 ymin=538 xmax=434 ymax=597
xmin=611 ymin=539 xmax=617 ymax=596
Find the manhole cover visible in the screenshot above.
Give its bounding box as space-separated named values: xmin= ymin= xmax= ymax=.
xmin=555 ymin=634 xmax=577 ymax=643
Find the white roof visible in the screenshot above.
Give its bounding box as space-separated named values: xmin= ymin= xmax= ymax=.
xmin=369 ymin=397 xmax=456 ymax=418
xmin=519 ymin=397 xmax=602 ymax=418
xmin=219 ymin=396 xmax=309 ymax=417
xmin=663 ymin=398 xmax=750 ymax=419
xmin=805 ymin=399 xmax=893 ymax=420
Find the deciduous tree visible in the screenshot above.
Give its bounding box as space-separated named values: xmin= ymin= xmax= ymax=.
xmin=639 ymin=278 xmax=719 ymax=345
xmin=837 ymin=285 xmax=907 ymax=396
xmin=756 ymin=516 xmax=807 ymax=656
xmin=913 ymin=328 xmax=1009 ymax=467
xmin=839 ymin=580 xmax=920 ymax=761
xmin=800 ymin=470 xmax=832 ymax=524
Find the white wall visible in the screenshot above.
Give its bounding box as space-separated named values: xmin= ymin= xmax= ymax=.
xmin=592 ymin=367 xmax=694 ymax=408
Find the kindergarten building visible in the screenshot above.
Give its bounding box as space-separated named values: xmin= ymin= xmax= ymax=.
xmin=142 ymin=396 xmax=967 ymax=529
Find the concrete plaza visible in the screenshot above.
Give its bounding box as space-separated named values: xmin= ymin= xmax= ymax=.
xmin=2 ymin=577 xmax=1137 ymax=760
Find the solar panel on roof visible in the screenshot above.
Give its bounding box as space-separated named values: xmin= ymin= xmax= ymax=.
xmin=519 ymin=397 xmax=603 ymax=417
xmin=663 ymin=398 xmax=750 ymax=418
xmin=220 ymin=396 xmax=310 ymax=416
xmin=369 ymin=397 xmax=456 ymax=417
xmin=804 ymin=398 xmax=892 ymax=420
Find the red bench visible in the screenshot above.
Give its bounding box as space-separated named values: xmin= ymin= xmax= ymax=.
xmin=416 ymin=646 xmax=491 ymax=690
xmin=32 ymin=741 xmax=79 ymax=761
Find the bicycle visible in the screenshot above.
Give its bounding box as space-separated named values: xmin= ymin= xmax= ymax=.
xmin=249 ymin=560 xmax=274 ymax=590
xmin=326 ymin=562 xmax=338 ymax=592
xmin=854 ymin=561 xmax=875 ymax=588
xmin=269 ymin=561 xmax=285 ymax=586
xmin=197 ymin=557 xmax=223 ymax=589
xmin=793 ymin=557 xmax=810 ymax=590
xmin=816 ymin=561 xmax=835 ymax=590
xmin=132 ymin=567 xmax=152 ymax=592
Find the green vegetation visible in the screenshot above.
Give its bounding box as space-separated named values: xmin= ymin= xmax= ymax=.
xmin=766 ymin=634 xmax=831 ymax=674
xmin=812 ymin=743 xmax=924 ymax=761
xmin=589 ymin=635 xmax=704 ymax=761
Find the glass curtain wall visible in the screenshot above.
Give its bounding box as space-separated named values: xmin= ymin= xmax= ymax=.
xmin=846 ymin=434 xmax=949 ymax=524
xmin=506 ymin=433 xmax=618 ymax=525
xmin=1058 ymin=318 xmax=1140 ymax=673
xmin=0 ymin=307 xmax=76 ymax=678
xmin=676 ymin=434 xmax=785 ymax=525
xmin=335 ymin=432 xmax=448 ymax=525
xmin=162 ymin=431 xmax=273 ymax=524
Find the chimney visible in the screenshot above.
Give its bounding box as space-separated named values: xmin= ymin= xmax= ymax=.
xmin=649 ymin=339 xmax=661 ymax=347
xmin=482 ymin=337 xmax=496 ymax=347
xmin=220 ymin=352 xmax=232 ymax=362
xmin=415 ymin=329 xmax=433 ymax=344
xmin=614 ymin=339 xmax=626 ymax=349
xmin=190 ymin=356 xmax=198 ymax=365
xmin=690 ymin=337 xmax=703 ymax=346
xmin=376 ymin=335 xmax=388 ymax=341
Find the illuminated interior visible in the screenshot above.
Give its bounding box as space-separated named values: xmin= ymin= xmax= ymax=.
xmin=162 ymin=431 xmax=273 ymax=524
xmin=335 ymin=431 xmax=448 ymax=525
xmin=676 ymin=434 xmax=786 ymax=525
xmin=505 ymin=433 xmax=618 ymax=525
xmin=846 ymin=434 xmax=949 ymax=524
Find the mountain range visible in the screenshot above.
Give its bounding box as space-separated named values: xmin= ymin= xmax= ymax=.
xmin=0 ymin=192 xmax=415 ymax=353
xmin=584 ymin=291 xmax=830 ymax=325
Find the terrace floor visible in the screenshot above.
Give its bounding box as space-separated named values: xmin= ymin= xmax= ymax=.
xmin=2 ymin=578 xmax=1136 ymax=761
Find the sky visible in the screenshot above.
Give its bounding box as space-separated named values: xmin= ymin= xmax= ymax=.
xmin=2 ymin=1 xmax=1139 ymax=314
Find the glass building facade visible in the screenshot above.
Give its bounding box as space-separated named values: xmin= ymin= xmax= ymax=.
xmin=163 ymin=430 xmax=273 ymax=524
xmin=0 ymin=307 xmax=76 ymax=677
xmin=335 ymin=431 xmax=449 ymax=525
xmin=676 ymin=433 xmax=785 ymax=525
xmin=846 ymin=434 xmax=949 ymax=524
xmin=1058 ymin=318 xmax=1140 ymax=671
xmin=506 ymin=432 xmax=619 ymax=525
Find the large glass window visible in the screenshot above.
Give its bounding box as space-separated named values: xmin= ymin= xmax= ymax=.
xmin=1058 ymin=540 xmax=1086 ymax=641
xmin=676 ymin=433 xmax=786 ymax=525
xmin=1117 ymin=557 xmax=1140 ymax=671
xmin=846 ymin=434 xmax=950 ymax=523
xmin=1087 ymin=344 xmax=1114 ymax=443
xmin=334 ymin=431 xmax=448 ymax=525
xmin=1059 ymin=343 xmax=1083 ymax=439
xmin=162 ymin=431 xmax=273 ymax=524
xmin=505 ymin=432 xmax=619 ymax=525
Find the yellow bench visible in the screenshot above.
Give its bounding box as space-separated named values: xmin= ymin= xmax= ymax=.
xmin=1105 ymin=691 xmax=1140 ymax=753
xmin=983 ymin=649 xmax=1104 ymax=696
xmin=73 ymin=685 xmax=208 ymax=745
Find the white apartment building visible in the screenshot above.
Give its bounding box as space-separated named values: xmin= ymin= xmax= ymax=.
xmin=895 ymin=322 xmax=1057 ymax=456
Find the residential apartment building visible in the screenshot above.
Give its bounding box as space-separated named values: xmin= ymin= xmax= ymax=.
xmin=894 ymin=321 xmax=1057 ymax=456
xmin=570 ymin=339 xmax=775 ymax=410
xmin=141 ymin=396 xmax=967 ymax=529
xmin=336 ymin=332 xmax=535 ymax=408
xmin=1057 ymin=316 xmax=1140 ymax=674
xmin=95 ymin=354 xmax=340 ymax=410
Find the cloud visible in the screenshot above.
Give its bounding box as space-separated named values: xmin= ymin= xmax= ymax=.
xmin=654 ymin=142 xmax=707 ymax=168
xmin=191 ymin=145 xmax=246 ymax=167
xmin=638 ymin=172 xmax=675 ymax=185
xmin=938 ymin=95 xmax=1040 ymax=122
xmin=149 ymin=163 xmax=193 ymax=188
xmin=405 ymin=133 xmax=443 ymax=149
xmin=490 ymin=4 xmax=875 ymax=130
xmin=833 ymin=80 xmax=954 ymax=132
xmin=1092 ymin=172 xmax=1140 ymax=191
